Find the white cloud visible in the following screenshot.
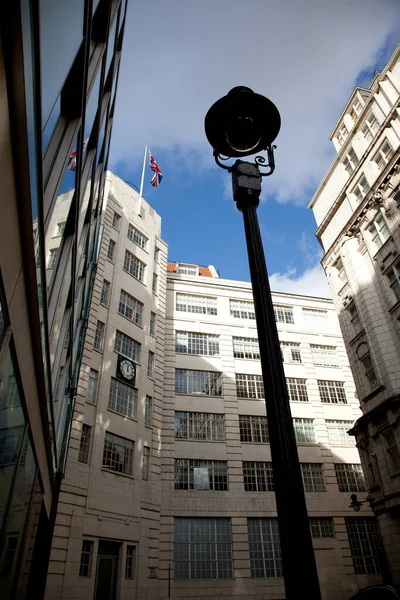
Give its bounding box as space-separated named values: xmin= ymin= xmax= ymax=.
xmin=269 ymin=263 xmax=332 ymax=298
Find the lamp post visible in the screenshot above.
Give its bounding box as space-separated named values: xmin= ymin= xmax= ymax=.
xmin=205 ymin=87 xmax=321 ymax=600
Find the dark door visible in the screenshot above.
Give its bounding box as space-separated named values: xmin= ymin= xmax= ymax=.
xmin=94 ymin=540 xmax=120 ymax=600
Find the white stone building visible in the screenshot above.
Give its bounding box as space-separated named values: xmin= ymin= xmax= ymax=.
xmin=309 ymin=44 xmax=400 ymax=585
xmin=46 ymin=172 xmax=384 ymax=600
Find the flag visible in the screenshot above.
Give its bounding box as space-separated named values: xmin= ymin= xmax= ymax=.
xmin=68 ymin=139 xmax=88 ymax=171
xmin=149 ymin=152 xmax=163 ymax=187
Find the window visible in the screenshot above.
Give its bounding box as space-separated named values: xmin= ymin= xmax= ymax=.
xmin=381 ymin=429 xmax=400 ymax=473
xmin=248 ymin=518 xmax=282 ymax=578
xmin=79 ymin=540 xmax=94 ymax=577
xmin=335 ymin=257 xmax=347 ymax=286
xmin=127 ymin=223 xmax=148 ymax=250
xmin=0 ymin=427 xmax=23 ymax=465
xmin=362 ymin=111 xmax=379 ymax=142
xmin=286 ymin=378 xmax=308 ymax=402
xmin=174 ymin=459 xmax=228 ymax=490
xmin=349 ymin=303 xmax=363 ymax=336
xmin=78 ymin=424 xmax=91 ymax=464
xmin=352 ymin=175 xmax=370 ymax=202
xmin=351 ymin=99 xmax=363 ymax=121
xmin=100 ymin=279 xmax=110 ymax=306
xmin=174 ymin=518 xmax=233 ymax=580
xmin=176 ymin=293 xmax=217 ymax=315
xmin=114 ymin=330 xmax=141 ymax=363
xmin=87 ymin=369 xmax=98 ymax=403
xmin=318 ymin=380 xmax=347 ymax=404
xmin=233 ymin=337 xmax=260 ymax=359
xmin=368 ymin=213 xmax=389 ymax=251
xmin=112 ymin=212 xmax=121 ymax=229
xmin=107 ymin=239 xmax=116 ymax=262
xmin=176 ymin=331 xmax=219 ymax=356
xmin=0 ymin=536 xmax=18 ymax=576
xmin=239 ymin=415 xmax=269 ymax=443
xmin=125 ymin=545 xmax=136 ymax=579
xmin=357 ymin=343 xmax=378 ymax=388
xmin=274 ymin=305 xmax=294 ymax=324
xmin=301 ymin=463 xmax=325 ymax=491
xmin=47 ymin=248 xmax=58 ymax=269
xmin=150 ymin=312 xmax=156 ymax=336
xmin=152 ymin=273 xmax=158 ymax=294
xmin=345 ymin=518 xmax=382 ymax=575
xmin=387 ymin=260 xmax=400 ymax=302
xmin=145 ymin=396 xmax=152 ymax=427
xmin=373 ymin=139 xmax=393 ymax=170
xmin=175 ymin=369 xmax=222 ymax=396
xmin=123 ymin=250 xmax=145 ymax=282
xmin=310 ymin=518 xmax=335 ymax=538
xmin=236 ymin=373 xmax=264 ymax=399
xmin=337 ymin=124 xmax=348 ymax=146
xmin=154 ymin=247 xmax=160 ymax=262
xmin=55 ymin=221 xmax=66 ymax=237
xmin=175 ymin=412 xmax=225 ymax=441
xmin=343 ymin=147 xmax=359 ymax=174
xmin=280 ymin=342 xmax=302 ymax=364
xmin=0 ymin=375 xmax=20 ymax=409
xmin=108 ymin=377 xmax=137 ymax=419
xmin=94 ymin=320 xmax=105 ymax=351
xmin=230 ymin=299 xmax=255 ymax=319
xmin=303 ymin=309 xmax=328 ymax=327
xmin=311 ymin=345 xmax=339 ymax=367
xmin=326 ymin=421 xmax=353 ymax=446
xmin=147 ymin=351 xmax=155 ymax=378
xmin=177 ymin=263 xmax=198 ymax=275
xmin=143 ymin=446 xmax=150 ymax=480
xmin=335 ymin=464 xmax=365 ymax=492
xmin=118 ymin=290 xmax=143 ymax=325
xmin=243 ymin=462 xmax=274 ymax=491
xmin=293 ymin=419 xmax=316 ymax=443
xmin=102 ymin=432 xmax=134 ymax=475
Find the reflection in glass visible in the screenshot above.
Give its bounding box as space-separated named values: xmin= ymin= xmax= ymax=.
xmin=42 ymin=95 xmax=61 ymax=153
xmin=85 ymin=67 xmax=102 ymax=142
xmin=105 ymin=15 xmax=118 ymax=81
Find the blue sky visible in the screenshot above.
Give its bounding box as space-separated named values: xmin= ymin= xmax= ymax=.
xmin=109 ymin=0 xmax=400 ymax=297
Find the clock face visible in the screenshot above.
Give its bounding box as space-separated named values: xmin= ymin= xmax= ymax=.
xmin=120 ymin=359 xmax=135 ymax=380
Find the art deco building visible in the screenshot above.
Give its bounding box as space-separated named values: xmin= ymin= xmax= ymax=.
xmin=0 ymin=2 xmax=128 ymax=597
xmin=309 ymin=44 xmax=400 ymax=585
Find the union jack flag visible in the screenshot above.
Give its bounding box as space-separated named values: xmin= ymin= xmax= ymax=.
xmin=149 ymin=152 xmax=163 ymax=187
xmin=68 ymin=139 xmax=88 ymax=171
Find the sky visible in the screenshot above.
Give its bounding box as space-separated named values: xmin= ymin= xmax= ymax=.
xmin=109 ymin=0 xmax=400 ymax=298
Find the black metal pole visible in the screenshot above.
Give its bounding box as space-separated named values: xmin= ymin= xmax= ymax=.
xmin=233 ymin=161 xmax=321 ymax=600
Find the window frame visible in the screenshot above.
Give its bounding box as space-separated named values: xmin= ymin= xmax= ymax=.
xmin=102 ymin=431 xmax=134 ymax=476
xmin=175 ymin=411 xmax=225 ymax=441
xmin=334 ymin=463 xmax=365 ymax=492
xmin=78 ymin=424 xmax=92 ymax=464
xmin=127 ymin=223 xmax=148 ymax=250
xmin=175 ymin=369 xmax=223 ymax=396
xmin=176 ymin=331 xmax=220 ymax=356
xmin=123 ymin=249 xmax=146 ymax=283
xmin=248 ymin=518 xmax=282 ymax=579
xmin=174 ymin=459 xmax=228 ymax=491
xmin=108 ymin=377 xmax=138 ymax=419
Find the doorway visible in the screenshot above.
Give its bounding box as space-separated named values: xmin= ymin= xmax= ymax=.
xmin=94 ymin=540 xmax=121 ymax=600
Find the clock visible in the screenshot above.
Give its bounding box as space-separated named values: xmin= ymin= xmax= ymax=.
xmin=117 ymin=355 xmax=136 ymax=385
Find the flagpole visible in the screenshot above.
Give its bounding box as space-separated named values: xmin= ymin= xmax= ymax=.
xmin=138 ymin=146 xmax=148 ymax=215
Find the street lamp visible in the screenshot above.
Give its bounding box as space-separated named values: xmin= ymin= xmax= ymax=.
xmin=349 ymin=494 xmax=372 ymax=511
xmin=205 ymin=86 xmax=321 ymax=600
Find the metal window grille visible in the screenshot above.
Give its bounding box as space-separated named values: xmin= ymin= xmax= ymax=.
xmin=79 ymin=540 xmax=93 ymax=577
xmin=107 ymin=239 xmax=116 ymax=262
xmin=248 ymin=518 xmax=282 ymax=578
xmin=108 ymin=377 xmax=137 ymax=418
xmin=118 ymin=290 xmax=143 ymax=325
xmin=293 ymin=418 xmax=316 ymax=443
xmin=102 ymin=432 xmax=134 ymax=475
xmin=176 ymin=331 xmax=220 ymax=356
xmin=152 ymin=273 xmax=158 ymax=293
xmin=239 ymin=415 xmax=269 ymax=443
xmin=145 ymin=396 xmax=152 ymax=427
xmin=176 ymin=293 xmax=217 ymax=315
xmin=303 ymin=309 xmax=328 ymax=327
xmin=147 ymin=351 xmax=155 ymax=378
xmin=230 ymin=299 xmax=255 ymax=319
xmin=174 ymin=459 xmax=228 ymax=490
xmin=243 ymin=462 xmax=274 ymax=491
xmin=112 ymin=212 xmax=121 ymax=229
xmin=150 ymin=312 xmax=156 ymax=336
xmin=334 ymin=464 xmax=365 ymax=492
xmin=174 ymin=518 xmax=233 ymax=580
xmin=326 ymin=420 xmax=353 ymax=446
xmin=47 ymin=248 xmax=58 ymax=269
xmin=300 ymin=463 xmax=325 ymax=491
xmin=174 ymin=412 xmax=225 ymax=441
xmin=310 ymin=518 xmax=334 ymax=538
xmin=273 ymin=305 xmax=294 ymax=324
xmin=114 ymin=330 xmax=141 ymax=363
xmin=125 ymin=545 xmax=136 ymax=579
xmin=175 ymin=369 xmax=222 ymax=396
xmin=94 ymin=321 xmax=105 ymax=351
xmin=352 ymin=175 xmax=370 ymax=202
xmin=345 ymin=518 xmax=382 ymax=575
xmin=123 ymin=249 xmax=145 ymax=282
xmin=388 ymin=260 xmax=400 ymax=303
xmin=143 ymin=446 xmax=150 ymax=480
xmin=318 ymin=380 xmax=347 ymax=403
xmin=100 ymin=279 xmax=110 ymax=306
xmin=280 ymin=342 xmax=302 ymax=364
xmin=78 ymin=424 xmax=91 ymax=464
xmin=236 ymin=373 xmax=264 ymax=399
xmin=233 ymin=337 xmax=260 ymax=359
xmin=311 ymin=345 xmax=339 ymax=367
xmin=127 ymin=223 xmax=148 ymax=249
xmin=286 ymin=378 xmax=308 ymax=402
